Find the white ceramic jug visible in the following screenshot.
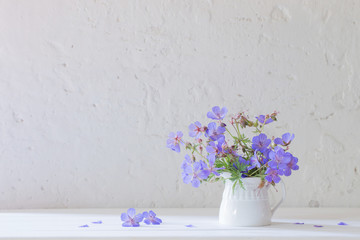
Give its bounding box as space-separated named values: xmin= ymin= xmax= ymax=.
xmin=219 ymin=177 xmax=285 ymax=227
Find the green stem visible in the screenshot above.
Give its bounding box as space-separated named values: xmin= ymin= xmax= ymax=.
xmin=249 ymin=164 xmax=267 ymax=176
xmin=226 ymin=127 xmax=236 ymax=139
xmin=235 ymin=124 xmax=241 ymax=138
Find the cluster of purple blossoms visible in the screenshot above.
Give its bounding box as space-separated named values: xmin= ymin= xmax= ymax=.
xmin=181 ymin=154 xmax=223 ymax=188
xmin=167 ymin=106 xmax=299 ymax=187
xmin=121 ymin=208 xmax=162 ymax=227
xmin=250 ymin=133 xmax=299 ymax=183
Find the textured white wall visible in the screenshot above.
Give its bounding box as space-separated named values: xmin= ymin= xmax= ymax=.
xmin=0 ymin=0 xmax=359 ymax=209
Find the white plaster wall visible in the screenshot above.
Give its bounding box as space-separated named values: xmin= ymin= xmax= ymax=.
xmin=0 ymin=0 xmax=359 ymax=209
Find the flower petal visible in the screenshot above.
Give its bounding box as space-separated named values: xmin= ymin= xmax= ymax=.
xmin=127 ymin=208 xmax=136 ymax=218
xmin=134 ymin=213 xmax=144 ymax=223
xmin=154 ymin=217 xmax=162 ymax=224
xmin=198 ymin=169 xmax=210 ymax=179
xmin=207 ymin=111 xmax=217 ymax=120
xmin=149 ymin=210 xmax=156 ymax=217
xmin=274 ymin=138 xmax=283 ymax=145
xmin=220 ymin=107 xmax=228 ymax=116
xmin=191 ymin=178 xmax=200 ymax=188
xmin=182 ymin=174 xmax=192 ymax=184
xmin=122 ymin=221 xmax=133 ymax=227
xmin=212 ymin=106 xmax=220 ymax=115
xmin=121 ymin=213 xmax=129 ymax=221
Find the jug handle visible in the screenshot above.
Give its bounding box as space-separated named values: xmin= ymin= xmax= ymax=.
xmin=270 ymin=180 xmax=286 ymax=217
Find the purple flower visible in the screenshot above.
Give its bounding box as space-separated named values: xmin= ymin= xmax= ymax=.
xmin=265 ymin=168 xmax=282 ymax=183
xmin=268 ymin=146 xmax=291 ymax=170
xmin=182 ymin=161 xmax=209 ymax=188
xmin=121 ymin=208 xmax=144 ymax=227
xmin=92 ymin=221 xmax=102 ymax=224
xmin=79 ymin=224 xmax=89 ymax=228
xmin=256 ymin=115 xmax=274 ymax=124
xmin=294 ymin=222 xmax=304 ymax=225
xmin=252 ymin=133 xmax=271 ymax=153
xmin=262 ymin=149 xmax=271 ymax=164
xmin=283 ymin=155 xmax=299 ymax=176
xmin=313 ymin=225 xmax=323 ymax=228
xmin=167 ymin=131 xmax=183 ymax=152
xmin=338 ymin=222 xmax=348 ymax=225
xmin=248 ymin=151 xmax=261 ymax=170
xmin=207 ymin=106 xmax=228 ymax=120
xmin=204 ymin=154 xmax=224 ymax=176
xmin=206 ymin=140 xmax=224 ymax=155
xmin=181 ymin=154 xmax=192 ymax=167
xmin=181 ymin=155 xmax=193 ymax=184
xmin=185 ymin=224 xmax=195 ymax=227
xmin=143 ymin=210 xmax=162 ymax=225
xmin=189 ymin=121 xmax=203 ymax=139
xmin=205 ymin=122 xmax=225 ymax=141
xmin=274 ymin=133 xmax=295 ymax=146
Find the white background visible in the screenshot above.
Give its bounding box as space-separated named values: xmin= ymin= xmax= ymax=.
xmin=0 ymin=0 xmax=359 ymax=209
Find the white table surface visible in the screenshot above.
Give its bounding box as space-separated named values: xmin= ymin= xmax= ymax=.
xmin=0 ymin=208 xmax=359 ymax=239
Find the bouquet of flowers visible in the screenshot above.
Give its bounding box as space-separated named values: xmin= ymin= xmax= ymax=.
xmin=166 ymin=106 xmax=299 ymax=189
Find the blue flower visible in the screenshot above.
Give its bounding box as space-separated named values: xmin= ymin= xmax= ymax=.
xmin=256 ymin=115 xmax=274 ymax=124
xmin=262 ymin=148 xmax=272 ymax=164
xmin=166 ymin=131 xmax=183 ymax=152
xmin=207 ymin=106 xmax=228 ymax=120
xmin=181 ymin=161 xmax=209 ymax=188
xmin=274 ymin=133 xmax=295 ymax=146
xmin=265 ymin=168 xmax=282 ymax=183
xmin=203 ymin=154 xmax=224 ymax=176
xmin=205 ymin=122 xmax=225 ymax=141
xmin=252 ymin=133 xmax=271 ymax=153
xmin=248 ymin=151 xmax=261 ymax=170
xmin=121 ymin=208 xmax=144 ymax=227
xmin=188 ymin=121 xmax=203 ymax=139
xmin=206 ymin=140 xmax=224 ymax=156
xmin=268 ymin=146 xmax=291 ymax=170
xmin=181 ymin=155 xmax=193 ymax=184
xmin=283 ymin=155 xmax=299 ymax=176
xmin=143 ymin=210 xmax=162 ymax=225
xmin=181 ymin=154 xmax=192 ymax=170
